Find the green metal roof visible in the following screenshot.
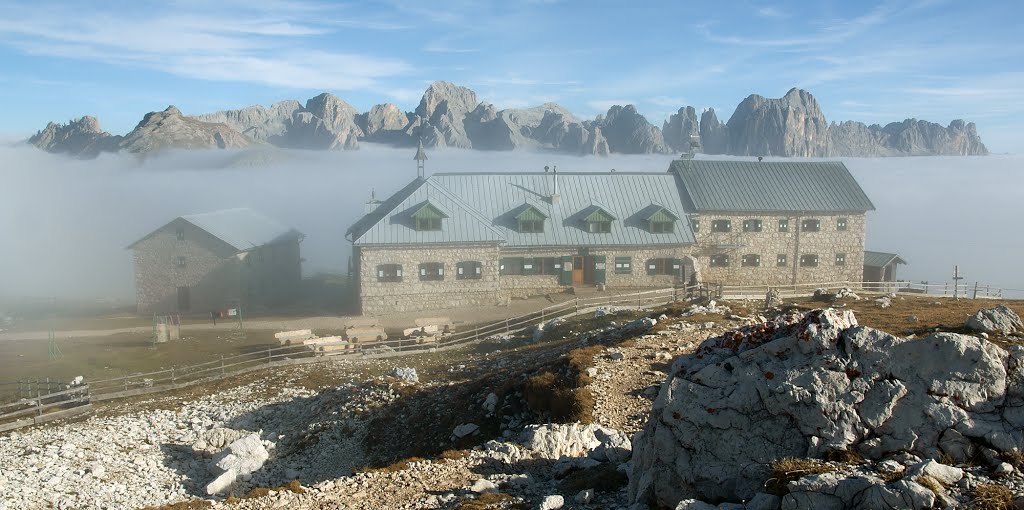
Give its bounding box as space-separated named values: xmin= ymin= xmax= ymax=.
xmin=645 ymin=206 xmax=679 ymax=222
xmin=410 ymin=201 xmax=448 ymax=219
xmin=864 ymin=251 xmax=907 ymax=268
xmin=513 ymin=204 xmax=547 ymax=221
xmin=582 ymin=206 xmax=616 ymax=223
xmin=671 ymin=159 xmax=876 ymax=213
xmin=350 ymin=172 xmax=694 ymax=246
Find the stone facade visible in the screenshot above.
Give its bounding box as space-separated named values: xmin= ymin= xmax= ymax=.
xmin=356 ymin=244 xmax=695 ymax=315
xmin=692 ymin=213 xmax=866 ymax=286
xmin=133 ymin=219 xmax=301 ymax=315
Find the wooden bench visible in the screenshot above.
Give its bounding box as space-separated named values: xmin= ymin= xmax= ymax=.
xmin=343 ymin=326 xmax=388 ymax=343
xmin=413 ymin=317 xmax=455 ymax=334
xmin=302 ymin=336 xmax=353 ymax=353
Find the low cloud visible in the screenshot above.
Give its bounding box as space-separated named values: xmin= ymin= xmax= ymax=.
xmin=1 ymin=146 xmax=1021 ymax=302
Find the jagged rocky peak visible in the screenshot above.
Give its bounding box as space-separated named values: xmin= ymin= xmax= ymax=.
xmin=699 ymin=108 xmax=729 ymax=155
xmin=599 ymin=104 xmax=669 ymax=154
xmin=726 ymin=87 xmax=831 ymax=157
xmin=191 ymin=100 xmax=301 ymax=142
xmin=415 ymin=81 xmax=479 ymax=120
xmin=663 ymin=106 xmax=699 ymax=153
xmin=358 ymin=103 xmax=409 ymax=138
xmin=120 ymin=105 xmax=252 ymax=153
xmin=29 ymin=115 xmax=121 ymax=157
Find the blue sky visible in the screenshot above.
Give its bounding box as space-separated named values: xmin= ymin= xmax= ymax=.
xmin=0 ymin=0 xmax=1021 ymax=152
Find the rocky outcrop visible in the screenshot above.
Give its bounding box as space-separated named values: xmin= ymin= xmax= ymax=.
xmin=356 ymin=103 xmax=410 ymax=142
xmin=119 ymin=106 xmax=252 ymax=153
xmin=597 ymin=105 xmax=670 ymax=154
xmin=28 ymin=116 xmax=122 ymax=157
xmin=829 ymin=119 xmax=989 ymax=156
xmin=727 ymin=88 xmax=831 ymax=157
xmin=663 ymin=106 xmax=700 ymax=153
xmin=629 ymin=308 xmax=1023 ymax=508
xmin=192 ymin=100 xmax=301 ymax=143
xmin=29 ymin=82 xmax=989 ymax=158
xmin=698 ymin=108 xmax=729 ymax=155
xmin=966 ymin=304 xmax=1023 ymax=336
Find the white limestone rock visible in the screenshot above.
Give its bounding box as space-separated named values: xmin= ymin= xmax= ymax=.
xmin=966 ymin=304 xmax=1023 ymax=335
xmin=211 ymin=434 xmax=269 ymax=477
xmin=628 ymin=308 xmax=1021 ymax=508
xmin=470 ymin=478 xmax=498 ymax=494
xmin=392 ymin=367 xmax=419 ymax=383
xmin=452 ymin=423 xmax=479 ymax=439
xmin=537 ymin=494 xmax=564 ymax=510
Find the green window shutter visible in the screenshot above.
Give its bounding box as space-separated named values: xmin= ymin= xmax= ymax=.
xmin=594 ymin=255 xmax=606 ymax=284
xmin=559 ymin=256 xmax=573 ymax=285
xmin=521 ymin=257 xmax=534 ymax=275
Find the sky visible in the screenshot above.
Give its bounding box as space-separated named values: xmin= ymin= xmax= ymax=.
xmin=0 ymin=0 xmax=1022 ymax=153
xmin=1 ymin=145 xmax=1022 ymax=303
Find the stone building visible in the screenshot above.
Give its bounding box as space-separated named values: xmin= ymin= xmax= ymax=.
xmin=863 ymin=251 xmax=907 ymax=283
xmin=347 ymin=159 xmax=877 ymax=315
xmin=129 ymin=208 xmax=303 ymax=315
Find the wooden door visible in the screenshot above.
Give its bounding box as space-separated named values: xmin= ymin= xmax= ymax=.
xmin=572 ymin=256 xmax=584 ymax=285
xmin=176 ymin=286 xmax=191 ymax=311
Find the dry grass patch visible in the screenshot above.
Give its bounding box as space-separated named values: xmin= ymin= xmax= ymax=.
xmin=239 ymin=479 xmax=306 ymax=499
xmin=359 ymin=456 xmax=426 ymax=473
xmin=1001 ymin=449 xmax=1024 ymax=470
xmin=454 ymin=492 xmax=528 ymax=510
xmin=823 ymin=449 xmax=864 ymax=464
xmin=139 ymin=501 xmax=212 ymax=510
xmin=765 ymin=457 xmax=838 ymax=495
xmin=971 ymin=483 xmax=1015 ymax=510
xmin=438 ymin=449 xmax=471 ymax=461
xmin=916 ymin=475 xmax=944 ymax=494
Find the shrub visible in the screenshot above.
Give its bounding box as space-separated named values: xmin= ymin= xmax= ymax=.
xmin=971 ymin=483 xmax=1014 ymax=510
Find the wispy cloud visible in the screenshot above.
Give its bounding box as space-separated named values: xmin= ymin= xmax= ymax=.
xmin=756 ymin=6 xmax=788 ymax=18
xmin=0 ymin=2 xmax=411 ymax=90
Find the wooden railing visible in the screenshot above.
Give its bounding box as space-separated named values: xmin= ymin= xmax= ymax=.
xmin=0 ymin=286 xmax=692 ymax=432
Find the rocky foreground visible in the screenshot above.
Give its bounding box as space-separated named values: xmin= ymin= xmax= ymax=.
xmin=29 ymin=81 xmax=987 ymax=158
xmin=1 ymin=301 xmax=1022 ymax=510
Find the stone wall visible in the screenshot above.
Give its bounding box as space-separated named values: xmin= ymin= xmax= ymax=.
xmin=358 ymin=244 xmax=503 ymax=315
xmin=692 ymin=213 xmax=866 ymax=286
xmin=133 ymin=219 xmax=303 ymax=315
xmin=357 ymin=244 xmax=694 ymax=315
xmin=133 ymin=219 xmax=240 ymax=315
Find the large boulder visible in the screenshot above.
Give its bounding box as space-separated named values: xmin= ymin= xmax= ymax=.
xmin=966 ymin=304 xmax=1023 ymax=335
xmin=520 ymin=423 xmax=631 ymax=462
xmin=205 ymin=433 xmax=269 ymax=495
xmin=629 ymin=308 xmax=1023 ymax=507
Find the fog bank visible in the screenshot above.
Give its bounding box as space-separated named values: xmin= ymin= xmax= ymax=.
xmin=1 ymin=145 xmax=1020 ymax=302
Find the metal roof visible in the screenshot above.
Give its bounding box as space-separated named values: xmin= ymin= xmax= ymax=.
xmin=671 ymin=160 xmax=876 ymax=213
xmin=864 ymin=251 xmax=907 ymax=268
xmin=181 ymin=208 xmax=300 ymax=251
xmin=128 ymin=208 xmax=301 ymax=252
xmin=351 ymin=172 xmax=695 ymax=247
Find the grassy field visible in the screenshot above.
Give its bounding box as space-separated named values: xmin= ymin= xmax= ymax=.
xmin=1 ymin=293 xmax=1020 ymax=402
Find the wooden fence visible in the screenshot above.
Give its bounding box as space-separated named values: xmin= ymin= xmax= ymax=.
xmin=2 ymin=279 xmax=1014 ymax=432
xmin=0 ymin=286 xmax=690 ymax=432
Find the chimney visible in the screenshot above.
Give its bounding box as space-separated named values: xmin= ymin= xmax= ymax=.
xmin=550 ymin=165 xmax=560 ymax=204
xmin=364 ymin=189 xmax=382 ymax=213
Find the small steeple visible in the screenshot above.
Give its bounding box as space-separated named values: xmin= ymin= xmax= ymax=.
xmin=414 ymin=138 xmax=427 ymax=178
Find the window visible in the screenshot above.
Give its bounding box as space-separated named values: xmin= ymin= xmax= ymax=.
xmin=777 ymin=254 xmax=788 ymax=266
xmin=534 ymin=257 xmax=560 ymax=275
xmin=519 ymin=219 xmax=544 ymax=233
xmin=500 ymin=257 xmax=524 ymax=275
xmin=801 ymin=219 xmax=821 ymax=232
xmin=416 ymin=217 xmax=441 ymax=231
xmin=650 ymin=221 xmax=674 ymax=233
xmin=377 ymin=264 xmax=402 ymax=282
xmin=175 ymin=228 xmax=184 ymax=240
xmin=835 ymin=253 xmax=846 ymax=266
xmin=646 ymin=258 xmax=680 ymax=275
xmin=175 ymin=256 xmax=186 ymax=267
xmin=800 ymin=254 xmax=819 ymax=267
xmin=587 ymin=220 xmax=612 ymax=233
xmin=711 ymin=220 xmax=731 ymax=232
xmin=741 ymin=254 xmax=761 ymax=267
xmin=778 ymin=219 xmax=789 ymax=232
xmin=710 ymin=254 xmax=729 ymax=267
xmin=456 ymin=261 xmax=482 ymax=280
xmin=614 ymin=257 xmax=632 ymax=274
xmin=411 ymin=202 xmax=447 ymax=231
xmin=837 ymin=218 xmax=848 ymax=231
xmin=419 ymin=262 xmax=444 ymax=281
xmin=691 ymin=219 xmax=699 ymax=232
xmin=743 ymin=219 xmax=763 ymax=232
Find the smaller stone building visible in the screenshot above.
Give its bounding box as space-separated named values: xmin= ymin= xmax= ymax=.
xmin=128 ymin=208 xmax=303 ymax=315
xmin=863 ymin=251 xmax=907 ymax=283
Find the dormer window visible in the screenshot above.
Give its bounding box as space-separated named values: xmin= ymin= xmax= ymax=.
xmin=583 ymin=207 xmax=615 ymax=234
xmin=514 ymin=205 xmax=547 ymax=233
xmin=410 ymin=202 xmax=447 ymax=232
xmin=645 ymin=207 xmax=678 ymax=234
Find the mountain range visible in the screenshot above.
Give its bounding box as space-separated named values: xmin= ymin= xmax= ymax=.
xmin=28 ymin=81 xmax=988 ymax=158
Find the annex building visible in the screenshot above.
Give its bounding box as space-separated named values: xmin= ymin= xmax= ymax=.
xmin=129 ymin=208 xmax=303 ymax=315
xmin=346 ymin=159 xmax=877 ymax=315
